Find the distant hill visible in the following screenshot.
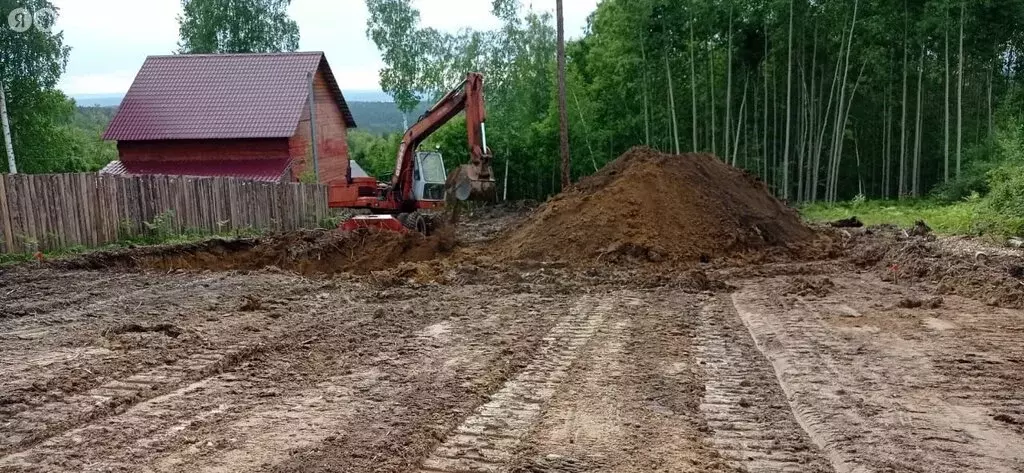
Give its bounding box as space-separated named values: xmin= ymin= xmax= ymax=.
xmin=68 ymin=98 xmax=432 ymax=136
xmin=343 ymin=90 xmax=394 ymax=102
xmin=349 ymin=101 xmax=431 ymax=135
xmin=73 ymin=94 xmax=123 ymax=107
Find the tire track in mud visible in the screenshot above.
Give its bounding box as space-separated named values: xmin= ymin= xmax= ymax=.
xmin=931 ymin=310 xmax=1024 ymax=434
xmin=0 ymin=287 xmax=551 ymax=472
xmin=733 ymin=279 xmax=1024 ymax=473
xmin=0 ymin=340 xmax=265 ymax=462
xmin=0 ymin=272 xmax=216 ymax=327
xmin=0 ymin=280 xmax=335 ymax=464
xmin=417 ymin=295 xmax=610 ymax=473
xmin=0 ymin=272 xmax=141 ymax=319
xmin=696 ymin=296 xmax=833 ymax=473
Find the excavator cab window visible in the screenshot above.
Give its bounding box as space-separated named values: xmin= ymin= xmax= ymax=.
xmin=414 ymin=151 xmax=447 ymax=201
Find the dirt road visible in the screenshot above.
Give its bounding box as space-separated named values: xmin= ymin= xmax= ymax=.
xmin=2 ymin=220 xmax=1023 ymax=472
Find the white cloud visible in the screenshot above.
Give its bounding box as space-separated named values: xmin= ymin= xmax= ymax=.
xmin=49 ymin=0 xmax=598 ymax=96
xmin=52 ymin=0 xmax=181 ymax=95
xmin=59 ymin=70 xmax=138 ymax=96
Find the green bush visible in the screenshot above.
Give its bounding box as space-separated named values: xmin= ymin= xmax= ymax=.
xmin=979 ymin=119 xmax=1024 ymax=235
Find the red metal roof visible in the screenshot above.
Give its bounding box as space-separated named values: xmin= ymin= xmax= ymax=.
xmin=99 ymin=159 xmax=291 ymax=183
xmin=103 ymin=52 xmax=356 ymax=141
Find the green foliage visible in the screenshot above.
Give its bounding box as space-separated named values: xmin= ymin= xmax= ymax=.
xmin=177 ymin=0 xmax=300 ymax=54
xmin=142 ymin=210 xmax=177 ymax=242
xmin=979 ymin=119 xmax=1024 ymax=235
xmin=318 ymin=214 xmax=343 ymax=229
xmin=801 ymin=199 xmax=991 ymax=236
xmin=0 ymin=0 xmax=78 ymax=174
xmin=347 ymin=130 xmax=401 ymax=178
xmin=298 ymin=169 xmax=317 ymax=184
xmin=365 ymin=0 xmax=433 ymax=113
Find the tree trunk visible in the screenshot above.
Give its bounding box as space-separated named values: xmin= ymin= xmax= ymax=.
xmin=944 ymin=6 xmax=950 ymax=183
xmin=732 ymin=75 xmax=748 ymax=166
xmin=883 ymin=87 xmax=891 ymax=198
xmin=828 ymin=0 xmax=859 ymax=202
xmin=988 ymin=58 xmax=994 ymax=141
xmin=794 ymin=68 xmax=802 ymax=201
xmin=754 ymin=74 xmax=760 ymax=172
xmin=763 ymin=21 xmax=770 ymax=181
xmin=806 ymin=26 xmax=818 ymax=201
xmin=812 ymin=47 xmax=843 ymax=202
xmin=831 ymin=61 xmax=867 ymax=201
xmin=690 ymin=15 xmax=699 ymax=152
xmin=899 ymin=4 xmax=909 ymax=198
xmin=556 ymin=0 xmax=570 ymax=190
xmin=783 ymin=0 xmax=794 ymax=200
xmin=666 ymin=53 xmax=681 ymax=154
xmin=957 ymin=0 xmax=965 ymax=177
xmin=913 ymin=43 xmax=925 ymax=196
xmin=0 ymin=80 xmax=16 ymax=175
xmin=641 ymin=40 xmax=651 ymax=146
xmin=725 ymin=6 xmax=733 ymax=161
xmin=709 ymin=44 xmax=717 ymax=157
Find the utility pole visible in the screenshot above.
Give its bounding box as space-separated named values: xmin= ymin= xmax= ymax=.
xmin=556 ymin=0 xmax=570 ymax=190
xmin=0 ymin=81 xmax=16 ymax=174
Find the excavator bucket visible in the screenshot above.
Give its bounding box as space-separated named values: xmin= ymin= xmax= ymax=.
xmin=448 ymin=164 xmax=496 ymax=202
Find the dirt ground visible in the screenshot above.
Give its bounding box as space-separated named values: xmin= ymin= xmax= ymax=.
xmin=2 ymin=204 xmax=1024 ymax=472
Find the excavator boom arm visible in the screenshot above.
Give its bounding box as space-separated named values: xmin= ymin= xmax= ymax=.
xmin=391 ymin=73 xmax=494 ymax=205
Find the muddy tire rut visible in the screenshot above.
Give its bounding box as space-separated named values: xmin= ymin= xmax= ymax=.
xmin=696 ymin=296 xmax=831 ymax=472
xmin=734 ymin=275 xmax=1024 ymax=473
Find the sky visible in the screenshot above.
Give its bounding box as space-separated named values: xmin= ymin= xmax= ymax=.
xmin=49 ymin=0 xmax=599 ymax=98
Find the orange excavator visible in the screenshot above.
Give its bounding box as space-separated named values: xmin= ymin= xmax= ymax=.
xmin=331 ymin=72 xmax=496 ymax=234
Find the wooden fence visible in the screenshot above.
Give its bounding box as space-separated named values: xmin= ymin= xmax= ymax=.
xmin=0 ymin=173 xmax=329 ymax=254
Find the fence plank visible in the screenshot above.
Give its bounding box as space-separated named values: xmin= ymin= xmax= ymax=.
xmin=0 ymin=174 xmax=326 ymax=254
xmin=0 ymin=176 xmax=11 ymax=253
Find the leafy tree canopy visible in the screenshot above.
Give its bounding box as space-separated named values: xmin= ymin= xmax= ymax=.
xmin=177 ymin=0 xmax=300 ymax=54
xmin=0 ymin=0 xmax=104 ymax=173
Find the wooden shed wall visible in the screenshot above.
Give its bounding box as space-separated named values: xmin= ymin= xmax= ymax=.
xmin=118 ymin=138 xmax=292 ymax=164
xmin=290 ymin=66 xmax=351 ymax=183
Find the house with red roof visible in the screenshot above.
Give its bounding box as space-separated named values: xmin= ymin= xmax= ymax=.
xmin=101 ymin=52 xmax=361 ymax=183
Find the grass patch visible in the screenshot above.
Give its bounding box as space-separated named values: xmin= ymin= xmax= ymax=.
xmin=798 ymin=198 xmax=1017 ymax=237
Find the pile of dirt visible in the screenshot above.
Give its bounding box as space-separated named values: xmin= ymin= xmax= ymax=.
xmin=59 ymin=228 xmax=456 ymax=275
xmin=493 ymin=147 xmax=818 ymax=264
xmin=852 ymin=228 xmax=1024 ymax=308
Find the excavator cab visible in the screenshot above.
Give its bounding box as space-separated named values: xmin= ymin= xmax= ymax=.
xmin=413 ymin=151 xmax=447 ymax=202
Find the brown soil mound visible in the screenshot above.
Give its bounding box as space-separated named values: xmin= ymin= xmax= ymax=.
xmin=60 ymin=228 xmax=455 ymax=275
xmin=494 ymin=147 xmax=816 ymax=264
xmin=852 ymin=228 xmax=1024 ymax=308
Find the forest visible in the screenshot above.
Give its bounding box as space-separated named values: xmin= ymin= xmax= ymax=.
xmin=363 ymin=0 xmax=1024 ymax=203
xmin=5 ymin=0 xmax=1024 ymax=233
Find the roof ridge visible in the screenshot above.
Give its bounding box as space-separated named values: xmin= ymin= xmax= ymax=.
xmin=147 ymin=51 xmax=324 ymax=59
